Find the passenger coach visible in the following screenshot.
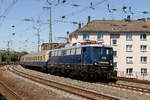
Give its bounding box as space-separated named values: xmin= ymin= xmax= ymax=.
xmin=20 ymin=50 xmax=50 ymax=71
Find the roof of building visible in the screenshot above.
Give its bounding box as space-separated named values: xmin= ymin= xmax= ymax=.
xmin=70 ymin=19 xmax=150 ymax=37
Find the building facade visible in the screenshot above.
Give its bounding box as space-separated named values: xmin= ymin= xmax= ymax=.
xmin=69 ymin=18 xmax=150 ymax=80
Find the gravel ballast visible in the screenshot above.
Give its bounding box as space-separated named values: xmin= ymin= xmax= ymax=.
xmin=0 ymin=65 xmax=86 ymax=100
xmin=13 ymin=65 xmax=150 ymax=100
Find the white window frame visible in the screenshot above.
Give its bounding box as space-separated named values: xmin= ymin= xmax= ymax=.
xmin=112 ymin=39 xmax=117 ymax=45
xmin=113 ymin=51 xmax=117 ymax=57
xmin=126 ymin=57 xmax=133 ymax=64
xmin=140 ymin=34 xmax=147 ymax=40
xmin=126 ymin=45 xmax=132 ymax=52
xmin=141 ymin=68 xmax=147 ymax=74
xmin=140 ymin=45 xmax=147 ymax=52
xmin=126 ymin=68 xmax=133 ymax=74
xmin=126 ymin=34 xmax=132 ymax=41
xmin=113 ymin=62 xmax=117 ymax=67
xmin=97 ymin=34 xmax=104 ymax=40
xmin=141 ymin=56 xmax=147 ymax=63
xmin=83 ymin=34 xmax=89 ymax=40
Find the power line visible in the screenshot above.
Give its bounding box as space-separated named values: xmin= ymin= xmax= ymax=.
xmin=60 ymin=0 xmax=108 ymax=19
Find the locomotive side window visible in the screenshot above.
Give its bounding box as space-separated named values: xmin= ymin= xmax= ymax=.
xmin=66 ymin=49 xmax=70 ymax=55
xmin=76 ymin=48 xmax=81 ymax=55
xmin=61 ymin=50 xmax=66 ymax=56
xmin=71 ymin=49 xmax=76 ymax=55
xmin=93 ymin=47 xmax=103 ymax=55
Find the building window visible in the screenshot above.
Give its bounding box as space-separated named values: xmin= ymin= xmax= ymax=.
xmin=141 ymin=68 xmax=147 ymax=74
xmin=126 ymin=45 xmax=132 ymax=52
xmin=140 ymin=34 xmax=147 ymax=40
xmin=112 ymin=39 xmax=117 ymax=45
xmin=113 ymin=51 xmax=117 ymax=57
xmin=126 ymin=68 xmax=133 ymax=74
xmin=126 ymin=34 xmax=132 ymax=40
xmin=141 ymin=56 xmax=147 ymax=63
xmin=113 ymin=62 xmax=117 ymax=67
xmin=126 ymin=57 xmax=133 ymax=64
xmin=140 ymin=45 xmax=147 ymax=52
xmin=97 ymin=34 xmax=104 ymax=40
xmin=83 ymin=34 xmax=89 ymax=40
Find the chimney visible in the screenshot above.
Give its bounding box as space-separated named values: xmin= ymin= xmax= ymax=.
xmin=88 ymin=16 xmax=91 ymax=23
xmin=67 ymin=31 xmax=69 ymax=43
xmin=78 ymin=23 xmax=81 ymax=29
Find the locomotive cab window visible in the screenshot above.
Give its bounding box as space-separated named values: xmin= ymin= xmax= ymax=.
xmin=93 ymin=47 xmax=103 ymax=55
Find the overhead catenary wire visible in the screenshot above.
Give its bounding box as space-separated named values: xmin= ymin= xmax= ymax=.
xmin=0 ymin=0 xmax=18 ymax=28
xmin=60 ymin=0 xmax=108 ymax=19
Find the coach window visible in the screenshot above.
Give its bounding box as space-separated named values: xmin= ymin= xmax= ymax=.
xmin=41 ymin=56 xmax=42 ymax=61
xmin=52 ymin=52 xmax=54 ymax=56
xmin=55 ymin=51 xmax=58 ymax=56
xmin=58 ymin=51 xmax=61 ymax=56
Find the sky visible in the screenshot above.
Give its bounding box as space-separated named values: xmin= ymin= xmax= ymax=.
xmin=0 ymin=0 xmax=150 ymax=52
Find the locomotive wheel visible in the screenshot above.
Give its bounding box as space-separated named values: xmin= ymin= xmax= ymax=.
xmin=50 ymin=67 xmax=56 ymax=75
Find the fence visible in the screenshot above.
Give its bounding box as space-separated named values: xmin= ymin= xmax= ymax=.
xmin=117 ymin=71 xmax=150 ymax=80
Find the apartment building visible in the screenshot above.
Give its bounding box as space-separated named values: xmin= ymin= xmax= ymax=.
xmin=69 ymin=17 xmax=150 ymax=80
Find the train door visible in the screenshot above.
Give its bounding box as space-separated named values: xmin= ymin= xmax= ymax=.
xmin=82 ymin=47 xmax=88 ymax=64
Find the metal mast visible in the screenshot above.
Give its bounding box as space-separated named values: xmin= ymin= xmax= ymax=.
xmin=43 ymin=6 xmax=52 ymax=50
xmin=49 ymin=7 xmax=52 ymax=50
xmin=37 ymin=28 xmax=40 ymax=52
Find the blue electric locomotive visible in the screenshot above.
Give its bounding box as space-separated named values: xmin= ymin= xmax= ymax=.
xmin=47 ymin=44 xmax=115 ymax=80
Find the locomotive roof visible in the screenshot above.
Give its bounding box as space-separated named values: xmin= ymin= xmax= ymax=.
xmin=52 ymin=44 xmax=112 ymax=51
xmin=22 ymin=50 xmax=50 ymax=57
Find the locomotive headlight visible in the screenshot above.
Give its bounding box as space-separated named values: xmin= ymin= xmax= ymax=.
xmin=110 ymin=63 xmax=113 ymax=66
xmin=110 ymin=60 xmax=113 ymax=66
xmin=94 ymin=61 xmax=98 ymax=65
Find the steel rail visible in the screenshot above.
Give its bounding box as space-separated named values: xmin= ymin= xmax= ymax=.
xmin=108 ymin=83 xmax=150 ymax=94
xmin=0 ymin=80 xmax=24 ymax=100
xmin=97 ymin=82 xmax=150 ymax=94
xmin=10 ymin=67 xmax=121 ymax=100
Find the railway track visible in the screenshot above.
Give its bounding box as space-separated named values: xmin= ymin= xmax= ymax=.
xmin=0 ymin=80 xmax=24 ymax=100
xmin=9 ymin=66 xmax=120 ymax=100
xmin=98 ymin=82 xmax=150 ymax=94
